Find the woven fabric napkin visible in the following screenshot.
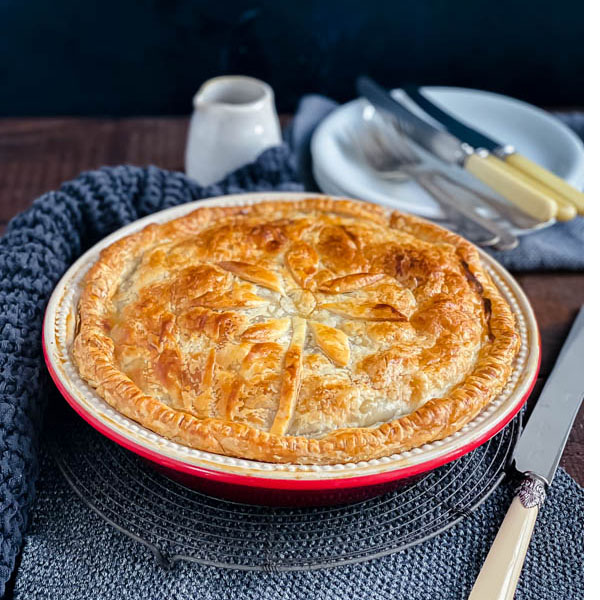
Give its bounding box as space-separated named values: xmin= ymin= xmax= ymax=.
xmin=291 ymin=94 xmax=584 ymax=272
xmin=0 ymin=148 xmax=583 ymax=597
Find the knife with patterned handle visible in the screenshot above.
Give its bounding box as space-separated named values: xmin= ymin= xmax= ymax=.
xmin=469 ymin=306 xmax=584 ymax=600
xmin=404 ymin=85 xmax=584 ymax=216
xmin=356 ymin=77 xmax=559 ymax=223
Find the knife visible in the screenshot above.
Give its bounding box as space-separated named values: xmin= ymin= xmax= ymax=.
xmin=356 ymin=76 xmax=559 ymax=223
xmin=469 ymin=307 xmax=584 ymax=600
xmin=404 ymin=85 xmax=583 ymax=218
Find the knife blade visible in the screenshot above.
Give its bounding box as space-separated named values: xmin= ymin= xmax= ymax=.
xmin=469 ymin=307 xmax=584 ymax=599
xmin=356 ymin=76 xmax=559 ymax=222
xmin=512 ymin=306 xmax=584 ymax=484
xmin=356 ymin=76 xmax=469 ymax=165
xmin=404 ymin=84 xmax=583 ymax=217
xmin=404 ymin=84 xmax=506 ymax=154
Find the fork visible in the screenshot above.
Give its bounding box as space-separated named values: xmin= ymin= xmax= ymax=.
xmin=345 ymin=115 xmax=520 ymax=250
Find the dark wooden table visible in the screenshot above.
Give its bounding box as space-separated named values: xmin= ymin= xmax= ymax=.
xmin=0 ymin=117 xmax=583 ymax=485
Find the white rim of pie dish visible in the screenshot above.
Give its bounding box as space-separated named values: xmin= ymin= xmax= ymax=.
xmin=43 ymin=192 xmax=540 ymax=484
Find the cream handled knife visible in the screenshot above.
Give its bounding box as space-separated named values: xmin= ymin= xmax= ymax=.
xmin=469 ymin=307 xmax=584 ymax=600
xmin=356 ymin=76 xmax=559 ymax=222
xmin=404 ymin=85 xmax=583 ymax=218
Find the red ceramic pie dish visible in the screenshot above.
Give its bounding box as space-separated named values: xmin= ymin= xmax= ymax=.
xmin=42 ymin=193 xmax=541 ymax=507
xmin=43 ymin=336 xmax=538 ymax=505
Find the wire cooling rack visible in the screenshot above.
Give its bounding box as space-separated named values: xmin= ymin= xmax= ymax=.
xmin=49 ymin=408 xmax=521 ymax=572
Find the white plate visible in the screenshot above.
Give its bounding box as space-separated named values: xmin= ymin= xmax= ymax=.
xmin=311 ymin=87 xmax=584 ymax=233
xmin=44 ymin=192 xmax=539 ymax=481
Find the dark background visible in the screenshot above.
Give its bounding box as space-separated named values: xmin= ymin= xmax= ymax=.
xmin=0 ymin=0 xmax=583 ymax=116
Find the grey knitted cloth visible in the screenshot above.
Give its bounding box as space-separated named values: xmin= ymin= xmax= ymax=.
xmin=292 ymin=94 xmax=584 ymax=272
xmin=13 ymin=447 xmax=583 ymax=599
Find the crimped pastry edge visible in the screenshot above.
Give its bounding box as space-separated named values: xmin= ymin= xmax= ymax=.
xmin=72 ymin=197 xmax=520 ymax=465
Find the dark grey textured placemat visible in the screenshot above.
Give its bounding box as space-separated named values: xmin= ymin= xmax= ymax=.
xmin=13 ymin=440 xmax=582 ymax=600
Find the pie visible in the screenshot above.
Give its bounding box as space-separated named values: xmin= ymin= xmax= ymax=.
xmin=72 ymin=197 xmax=520 ymax=464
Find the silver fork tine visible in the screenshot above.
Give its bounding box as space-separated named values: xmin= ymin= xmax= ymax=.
xmin=352 ymin=119 xmax=412 ymax=174
xmin=377 ymin=118 xmax=420 ymax=164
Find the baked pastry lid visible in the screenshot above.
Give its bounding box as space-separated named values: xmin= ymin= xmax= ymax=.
xmin=43 ymin=192 xmax=540 ymax=490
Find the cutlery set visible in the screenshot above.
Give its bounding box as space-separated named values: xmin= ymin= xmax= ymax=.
xmin=353 ymin=77 xmax=584 ymax=248
xmin=404 ymin=84 xmax=584 ymax=217
xmin=344 ymin=112 xmax=519 ymax=250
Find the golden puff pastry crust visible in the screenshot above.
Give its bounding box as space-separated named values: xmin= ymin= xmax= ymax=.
xmin=72 ymin=198 xmax=520 ymax=464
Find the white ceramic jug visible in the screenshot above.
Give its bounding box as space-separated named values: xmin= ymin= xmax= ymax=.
xmin=185 ymin=76 xmax=282 ymax=185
